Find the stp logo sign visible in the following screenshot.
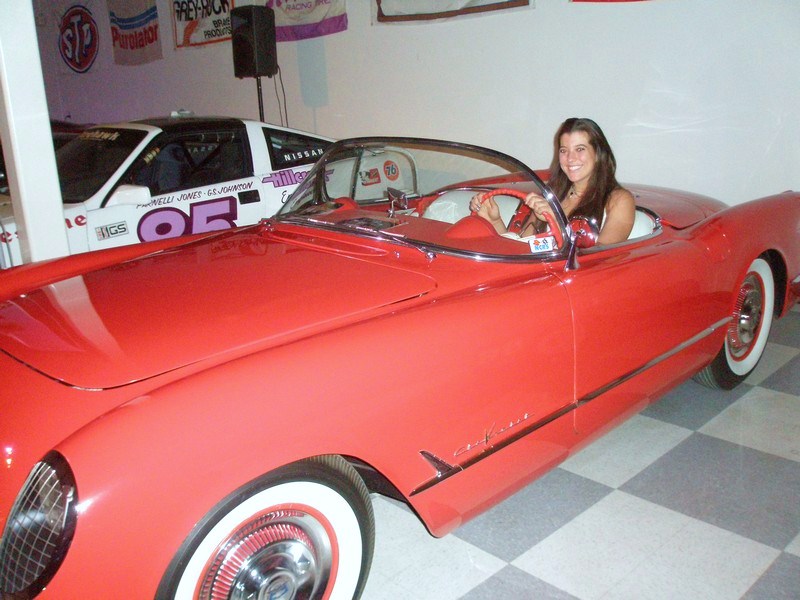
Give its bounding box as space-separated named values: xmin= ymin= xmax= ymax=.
xmin=59 ymin=5 xmax=99 ymax=73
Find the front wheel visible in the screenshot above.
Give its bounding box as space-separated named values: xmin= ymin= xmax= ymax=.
xmin=694 ymin=257 xmax=775 ymax=389
xmin=159 ymin=455 xmax=375 ymax=600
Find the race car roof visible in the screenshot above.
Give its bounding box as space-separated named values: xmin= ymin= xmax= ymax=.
xmin=131 ymin=116 xmax=248 ymax=135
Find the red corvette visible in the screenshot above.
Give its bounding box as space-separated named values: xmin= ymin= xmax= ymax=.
xmin=1 ymin=137 xmax=798 ymax=599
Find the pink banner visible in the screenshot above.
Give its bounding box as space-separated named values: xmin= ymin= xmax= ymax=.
xmin=267 ymin=0 xmax=348 ymax=42
xmin=376 ymin=0 xmax=528 ymax=22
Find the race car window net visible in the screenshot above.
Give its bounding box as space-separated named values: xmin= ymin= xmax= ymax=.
xmin=123 ymin=131 xmax=250 ymax=196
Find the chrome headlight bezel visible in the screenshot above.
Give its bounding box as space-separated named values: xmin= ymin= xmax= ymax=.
xmin=0 ymin=451 xmax=78 ymax=599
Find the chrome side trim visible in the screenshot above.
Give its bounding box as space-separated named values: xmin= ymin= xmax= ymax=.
xmin=411 ymin=401 xmax=575 ymax=496
xmin=419 ymin=451 xmax=460 ymax=479
xmin=575 ymin=317 xmax=729 ymax=406
xmin=410 ymin=317 xmax=730 ymax=497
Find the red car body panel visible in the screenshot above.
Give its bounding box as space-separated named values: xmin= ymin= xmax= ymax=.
xmin=1 ymin=137 xmax=799 ymax=598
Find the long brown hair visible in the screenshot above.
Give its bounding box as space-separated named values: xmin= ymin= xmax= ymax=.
xmin=548 ymin=118 xmax=621 ymax=224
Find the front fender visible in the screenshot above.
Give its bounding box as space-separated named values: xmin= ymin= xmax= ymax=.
xmin=42 ymin=327 xmax=426 ymax=596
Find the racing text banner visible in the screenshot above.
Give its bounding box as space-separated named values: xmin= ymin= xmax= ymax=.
xmin=375 ymin=0 xmax=529 ymax=22
xmin=267 ymin=1 xmax=348 ymax=42
xmin=172 ymin=0 xmax=234 ymax=48
xmin=107 ymin=0 xmax=162 ymax=65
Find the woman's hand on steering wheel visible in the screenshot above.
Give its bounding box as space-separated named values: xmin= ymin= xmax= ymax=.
xmin=470 ymin=193 xmax=504 ymax=231
xmin=473 ymin=188 xmax=564 ymax=248
xmin=524 ymin=193 xmax=554 ymax=223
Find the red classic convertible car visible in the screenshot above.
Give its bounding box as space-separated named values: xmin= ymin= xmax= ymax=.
xmin=1 ymin=137 xmax=798 ymax=599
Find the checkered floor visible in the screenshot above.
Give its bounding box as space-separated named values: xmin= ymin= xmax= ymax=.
xmin=362 ymin=304 xmax=800 ymax=600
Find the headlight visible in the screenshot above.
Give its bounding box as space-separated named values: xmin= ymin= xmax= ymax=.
xmin=0 ymin=451 xmax=77 ymax=599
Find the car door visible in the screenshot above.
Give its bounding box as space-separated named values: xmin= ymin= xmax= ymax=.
xmin=85 ymin=128 xmax=257 ymax=251
xmin=386 ymin=261 xmax=578 ymax=513
xmin=559 ymin=233 xmax=724 ymax=438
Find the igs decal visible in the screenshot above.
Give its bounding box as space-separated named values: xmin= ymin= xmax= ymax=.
xmin=96 ymin=221 xmax=129 ymax=241
xmin=59 ymin=5 xmax=100 ymax=73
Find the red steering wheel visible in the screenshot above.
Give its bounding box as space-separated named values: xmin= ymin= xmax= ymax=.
xmin=474 ymin=188 xmax=563 ymax=249
xmin=332 ymin=196 xmax=359 ymax=210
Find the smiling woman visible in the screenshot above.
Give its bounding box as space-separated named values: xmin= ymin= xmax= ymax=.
xmin=470 ymin=118 xmax=635 ymax=245
xmin=548 ymin=118 xmax=635 ymax=244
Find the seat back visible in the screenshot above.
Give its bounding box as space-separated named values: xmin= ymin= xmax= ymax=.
xmin=628 ymin=208 xmax=656 ymax=239
xmin=422 ymin=190 xmax=519 ymax=224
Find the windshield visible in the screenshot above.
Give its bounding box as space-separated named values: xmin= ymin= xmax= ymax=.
xmin=57 ymin=128 xmax=148 ymax=203
xmin=277 ymin=138 xmax=565 ymax=259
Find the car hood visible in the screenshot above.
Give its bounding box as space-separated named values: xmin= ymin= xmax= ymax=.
xmin=0 ymin=226 xmax=437 ymax=389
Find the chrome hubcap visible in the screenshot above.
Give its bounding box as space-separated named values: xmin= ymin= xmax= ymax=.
xmin=728 ymin=274 xmax=763 ymax=359
xmin=200 ymin=510 xmax=332 ymax=600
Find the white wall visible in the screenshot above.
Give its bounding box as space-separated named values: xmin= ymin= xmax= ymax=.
xmin=39 ymin=0 xmax=799 ymax=205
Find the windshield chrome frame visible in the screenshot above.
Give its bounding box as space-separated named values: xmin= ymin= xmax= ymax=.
xmin=277 ymin=137 xmax=571 ymax=262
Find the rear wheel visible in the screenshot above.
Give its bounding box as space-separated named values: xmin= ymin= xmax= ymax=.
xmin=694 ymin=257 xmax=774 ymax=389
xmin=160 ymin=455 xmax=374 ymax=600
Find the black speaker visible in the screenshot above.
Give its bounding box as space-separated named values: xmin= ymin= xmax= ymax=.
xmin=231 ymin=5 xmax=278 ymax=78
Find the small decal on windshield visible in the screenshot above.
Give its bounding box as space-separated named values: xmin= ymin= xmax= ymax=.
xmin=79 ymin=130 xmax=121 ymax=142
xmin=529 ymin=236 xmax=555 ymax=253
xmin=359 ymin=168 xmax=381 ymax=186
xmin=383 ymin=161 xmax=399 ymax=181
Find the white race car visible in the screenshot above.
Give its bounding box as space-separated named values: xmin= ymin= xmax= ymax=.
xmin=0 ymin=115 xmax=332 ymax=268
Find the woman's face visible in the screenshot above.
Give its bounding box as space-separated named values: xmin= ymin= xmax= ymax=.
xmin=558 ymin=131 xmax=597 ymax=188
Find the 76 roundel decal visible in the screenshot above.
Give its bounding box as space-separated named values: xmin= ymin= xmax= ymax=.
xmin=137 ymin=197 xmax=238 ymax=242
xmin=383 ymin=161 xmax=399 ymax=181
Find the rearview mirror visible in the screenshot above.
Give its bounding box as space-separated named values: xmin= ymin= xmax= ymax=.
xmin=570 ymin=217 xmax=599 ymax=249
xmin=387 ymin=187 xmax=409 ymax=216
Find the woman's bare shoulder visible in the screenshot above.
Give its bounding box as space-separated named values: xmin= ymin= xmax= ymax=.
xmin=607 ymin=187 xmax=635 ymax=209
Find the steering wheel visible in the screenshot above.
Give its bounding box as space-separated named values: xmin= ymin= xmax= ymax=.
xmin=474 ymin=188 xmax=563 ymax=249
xmin=332 ymin=196 xmax=359 ymax=210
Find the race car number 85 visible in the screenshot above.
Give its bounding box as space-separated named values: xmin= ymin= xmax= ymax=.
xmin=137 ymin=197 xmax=238 ymax=242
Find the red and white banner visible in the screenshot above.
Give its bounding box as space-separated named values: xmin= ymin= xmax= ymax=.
xmin=46 ymin=0 xmax=103 ymax=74
xmin=107 ymin=0 xmax=162 ymax=65
xmin=172 ymin=0 xmax=234 ymax=48
xmin=376 ymin=0 xmax=528 ymax=22
xmin=267 ymin=0 xmax=348 ymax=41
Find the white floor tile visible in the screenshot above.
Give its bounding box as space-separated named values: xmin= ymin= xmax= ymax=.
xmin=787 ymin=531 xmax=800 ymax=557
xmin=745 ymin=342 xmax=800 ymax=385
xmin=560 ymin=415 xmax=691 ymax=488
xmin=511 ymin=491 xmax=689 ymax=599
xmin=700 ymin=387 xmax=800 ymax=462
xmin=602 ymin=519 xmax=779 ymax=600
xmin=512 ymin=491 xmax=779 ymax=600
xmin=362 ymin=497 xmax=505 ymax=600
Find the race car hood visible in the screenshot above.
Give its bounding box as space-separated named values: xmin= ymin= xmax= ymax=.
xmin=0 ymin=225 xmax=437 ymax=389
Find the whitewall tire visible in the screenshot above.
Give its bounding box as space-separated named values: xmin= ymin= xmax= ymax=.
xmin=695 ymin=257 xmax=775 ymax=389
xmin=159 ymin=455 xmax=374 ymax=600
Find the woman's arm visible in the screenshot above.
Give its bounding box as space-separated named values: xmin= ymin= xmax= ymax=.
xmin=597 ymin=188 xmax=635 ymax=245
xmin=471 ymin=194 xmax=507 ymax=233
